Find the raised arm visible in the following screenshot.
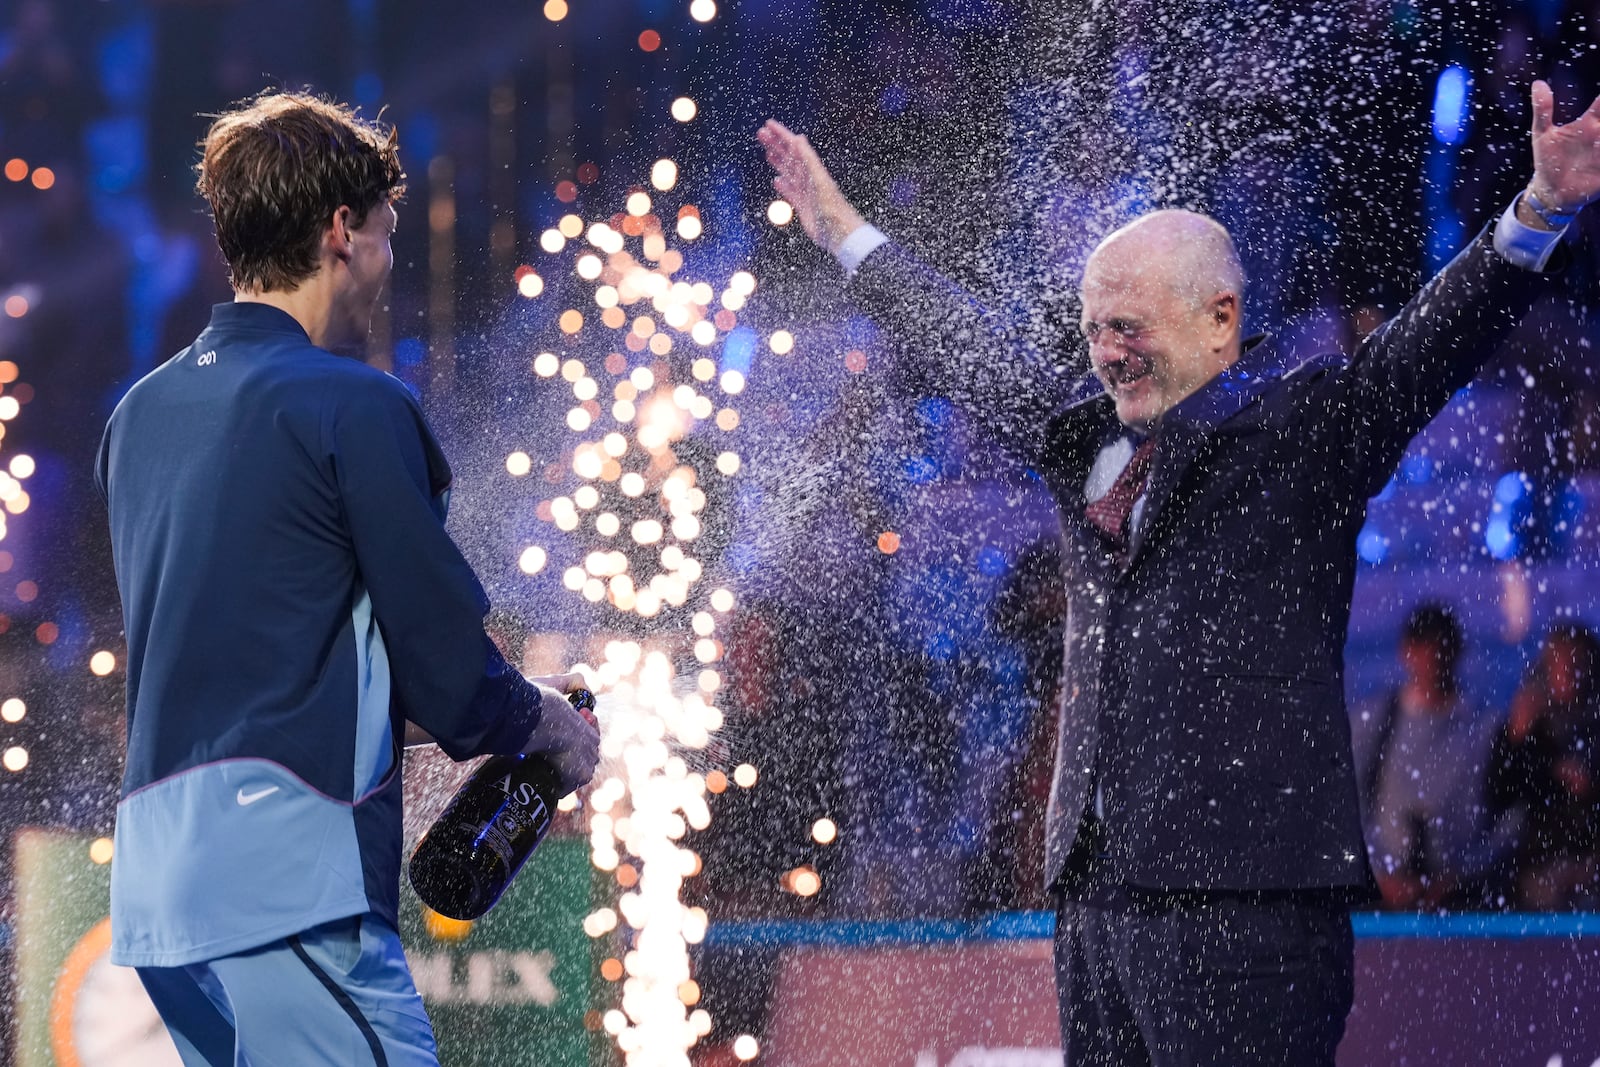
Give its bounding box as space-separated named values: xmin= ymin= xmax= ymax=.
xmin=1518 ymin=80 xmax=1600 ymax=229
xmin=1298 ymin=80 xmax=1600 ymax=495
xmin=757 ymin=119 xmax=867 ymax=254
xmin=758 ymin=119 xmax=1082 ymax=464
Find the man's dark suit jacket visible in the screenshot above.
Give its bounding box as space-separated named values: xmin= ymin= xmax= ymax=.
xmin=845 ymin=227 xmax=1551 ymax=897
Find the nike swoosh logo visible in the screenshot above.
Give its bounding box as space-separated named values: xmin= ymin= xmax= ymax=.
xmin=236 ymin=786 xmax=281 ymax=806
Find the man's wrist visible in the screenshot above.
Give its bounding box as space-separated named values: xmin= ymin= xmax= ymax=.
xmin=1496 ymin=195 xmax=1568 ymax=271
xmin=835 ymin=223 xmax=889 ymax=276
xmin=821 ymin=207 xmax=869 ymax=255
xmin=1521 ymin=185 xmax=1582 ymax=230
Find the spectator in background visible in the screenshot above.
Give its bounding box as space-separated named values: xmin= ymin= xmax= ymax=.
xmin=1486 ymin=622 xmax=1600 ymax=909
xmin=1351 ymin=604 xmax=1507 ymax=909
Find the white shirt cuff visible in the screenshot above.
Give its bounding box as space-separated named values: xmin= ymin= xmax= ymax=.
xmin=835 ymin=224 xmax=889 ymax=277
xmin=1493 ymin=197 xmax=1569 ymax=271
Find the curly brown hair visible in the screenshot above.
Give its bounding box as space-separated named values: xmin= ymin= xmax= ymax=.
xmin=195 ymin=90 xmax=406 ymax=293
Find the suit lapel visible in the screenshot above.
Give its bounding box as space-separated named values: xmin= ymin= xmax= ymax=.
xmin=1044 ymin=379 xmax=1122 ymax=577
xmin=1126 ymin=336 xmax=1281 ymax=566
xmin=1045 ymin=376 xmax=1118 ymax=510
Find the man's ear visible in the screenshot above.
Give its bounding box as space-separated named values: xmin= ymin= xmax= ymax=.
xmin=329 ymin=206 xmax=357 ymax=262
xmin=1209 ymin=292 xmax=1238 ymax=336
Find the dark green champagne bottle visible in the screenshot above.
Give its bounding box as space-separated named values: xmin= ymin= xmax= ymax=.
xmin=408 ymin=689 xmax=595 ymax=920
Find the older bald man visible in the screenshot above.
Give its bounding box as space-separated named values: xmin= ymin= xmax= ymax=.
xmin=759 ymin=81 xmax=1600 ymax=1066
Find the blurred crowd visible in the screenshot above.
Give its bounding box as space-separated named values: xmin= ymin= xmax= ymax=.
xmin=690 ymin=594 xmax=1600 ymax=919
xmin=1354 ymin=607 xmax=1600 ymax=912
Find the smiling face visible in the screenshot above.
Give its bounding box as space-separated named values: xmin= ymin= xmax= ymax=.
xmin=1079 ymin=211 xmax=1244 ymax=433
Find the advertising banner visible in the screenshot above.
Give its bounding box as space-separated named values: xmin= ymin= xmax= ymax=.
xmin=9 ymin=829 xmax=599 ymax=1067
xmin=399 ymin=836 xmax=601 ymax=1066
xmin=762 ymin=928 xmax=1600 ymax=1067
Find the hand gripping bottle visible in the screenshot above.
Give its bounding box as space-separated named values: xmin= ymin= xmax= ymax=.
xmin=408 ymin=688 xmax=596 ymax=920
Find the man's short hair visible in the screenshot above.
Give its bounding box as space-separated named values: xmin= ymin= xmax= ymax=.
xmin=195 ymin=90 xmax=405 ymax=293
xmin=1086 ymin=209 xmax=1246 ymax=311
xmin=1401 ymin=603 xmax=1463 ymax=667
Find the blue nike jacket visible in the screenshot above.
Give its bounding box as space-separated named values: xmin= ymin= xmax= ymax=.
xmin=96 ymin=302 xmax=544 ymax=967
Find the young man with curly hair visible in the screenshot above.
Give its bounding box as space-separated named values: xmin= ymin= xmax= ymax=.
xmin=96 ymin=90 xmax=599 ymax=1065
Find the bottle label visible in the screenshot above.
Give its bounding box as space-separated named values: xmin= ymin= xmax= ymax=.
xmin=491 ymin=772 xmax=553 ymax=819
xmin=474 ymin=772 xmax=552 ymax=867
xmin=408 ymin=752 xmax=563 ymax=919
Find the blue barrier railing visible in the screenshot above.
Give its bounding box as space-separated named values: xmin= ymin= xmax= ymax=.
xmin=5 ymin=913 xmax=1595 ymax=955
xmin=703 ymin=911 xmax=1600 ymax=949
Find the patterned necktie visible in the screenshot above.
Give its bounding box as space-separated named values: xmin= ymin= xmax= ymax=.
xmin=1084 ymin=435 xmax=1158 ymax=553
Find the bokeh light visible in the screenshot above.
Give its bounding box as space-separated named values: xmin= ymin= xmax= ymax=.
xmin=790 ymin=867 xmax=821 ymax=897
xmin=483 ymin=147 xmax=760 ymax=1067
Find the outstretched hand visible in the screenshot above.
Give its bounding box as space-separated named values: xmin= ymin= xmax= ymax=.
xmin=756 ymin=119 xmax=867 ymax=253
xmin=1528 ymin=79 xmax=1600 ymax=216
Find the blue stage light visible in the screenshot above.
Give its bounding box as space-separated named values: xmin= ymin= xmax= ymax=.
xmin=1432 ymin=64 xmax=1470 ymax=146
xmin=721 ymin=327 xmax=756 ymax=376
xmin=902 ymin=455 xmax=938 ymax=483
xmin=976 ymin=545 xmax=1009 ymax=577
xmin=1485 ymin=513 xmax=1518 ymax=560
xmin=916 ymin=397 xmax=953 ymax=428
xmin=1493 ymin=471 xmax=1528 ymax=505
xmin=1356 ymin=524 xmax=1389 ymax=565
